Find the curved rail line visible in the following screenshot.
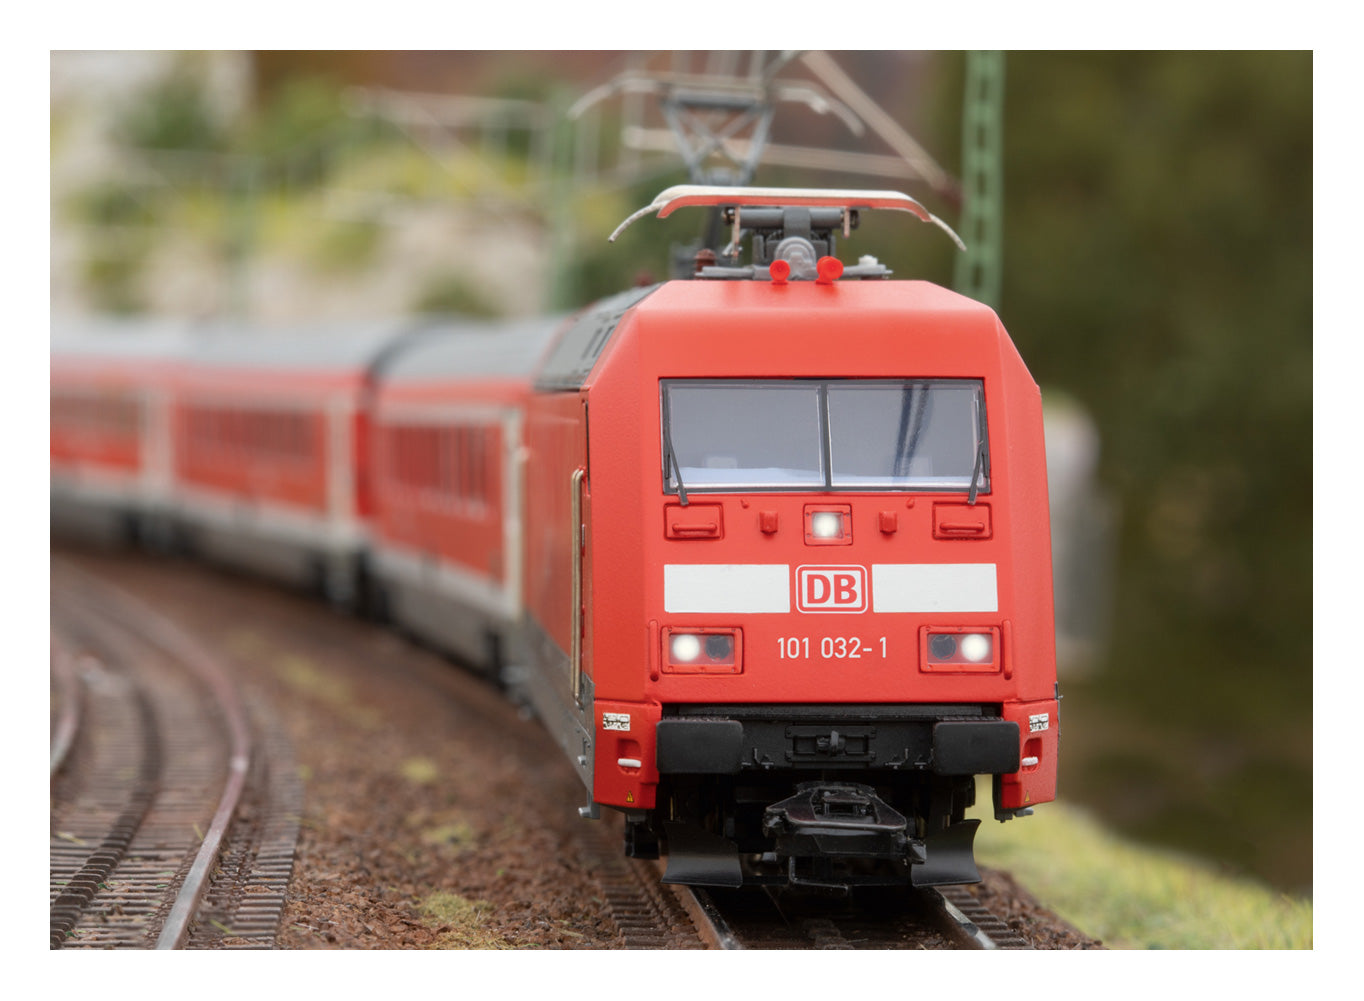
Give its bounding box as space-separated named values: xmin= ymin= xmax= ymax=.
xmin=183 ymin=703 xmax=303 ymax=949
xmin=49 ymin=635 xmax=83 ymax=780
xmin=48 ymin=620 xmax=161 ymax=950
xmin=50 ymin=561 xmax=254 ymax=949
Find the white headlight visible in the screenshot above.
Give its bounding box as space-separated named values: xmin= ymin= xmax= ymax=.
xmin=959 ymin=633 xmax=992 ymax=663
xmin=670 ymin=633 xmax=702 ymax=662
xmin=811 ymin=511 xmax=842 ymax=539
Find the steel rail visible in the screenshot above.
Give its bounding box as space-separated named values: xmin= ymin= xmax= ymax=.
xmin=933 ymin=887 xmax=1000 ymax=948
xmin=932 ymin=885 xmax=1033 ymax=949
xmin=53 ymin=561 xmax=253 ymax=950
xmin=681 ymin=887 xmax=743 ymax=950
xmin=49 ymin=634 xmax=83 ymax=780
xmin=649 ymin=855 xmax=744 ymax=949
xmin=48 ymin=601 xmax=161 ymax=950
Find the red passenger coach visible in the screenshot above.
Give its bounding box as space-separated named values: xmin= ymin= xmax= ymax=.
xmin=51 ymin=318 xmax=186 ymax=546
xmin=169 ymin=322 xmax=419 ymax=604
xmin=516 ymin=187 xmax=1059 ymax=889
xmin=366 ymin=318 xmax=561 ymax=672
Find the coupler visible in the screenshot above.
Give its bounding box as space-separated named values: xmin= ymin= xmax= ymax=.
xmin=762 ymin=781 xmax=981 ymax=889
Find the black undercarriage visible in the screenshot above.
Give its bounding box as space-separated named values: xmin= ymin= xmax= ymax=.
xmin=625 ymin=703 xmax=1021 ymax=890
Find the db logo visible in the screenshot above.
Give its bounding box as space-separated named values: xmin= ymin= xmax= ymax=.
xmin=796 ymin=565 xmax=868 ymax=613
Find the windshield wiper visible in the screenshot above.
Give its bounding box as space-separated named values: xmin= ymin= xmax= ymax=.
xmin=967 ymin=438 xmax=986 ymax=505
xmin=661 ymin=390 xmax=688 ymax=505
xmin=967 ymin=392 xmax=988 ymax=505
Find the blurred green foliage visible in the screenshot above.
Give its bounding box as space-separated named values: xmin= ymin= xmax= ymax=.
xmin=71 ymin=182 xmax=162 ymax=313
xmin=555 ymin=173 xmax=691 ymax=305
xmin=74 ymin=181 xmax=161 ymax=228
xmin=307 ymin=220 xmax=384 ymax=274
xmin=964 ymin=52 xmax=1312 ymax=891
xmin=411 ymin=272 xmax=504 ymax=317
xmin=114 ymin=60 xmax=227 ymax=153
xmin=237 ymin=77 xmax=395 ymax=188
xmin=114 ymin=67 xmax=395 ymax=189
xmin=79 ymin=240 xmax=151 ymax=314
xmin=68 ymin=64 xmax=417 ymax=309
xmin=997 ymin=53 xmax=1310 ymax=645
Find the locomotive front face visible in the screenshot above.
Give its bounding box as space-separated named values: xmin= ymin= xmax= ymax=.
xmin=579 ymin=279 xmax=1058 ymax=889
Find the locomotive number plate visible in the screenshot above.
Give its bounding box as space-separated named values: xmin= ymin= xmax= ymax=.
xmin=777 ymin=636 xmax=888 ymax=660
xmin=602 ymin=713 xmax=631 ymax=732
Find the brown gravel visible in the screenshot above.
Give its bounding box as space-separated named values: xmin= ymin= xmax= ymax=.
xmin=55 ymin=543 xmax=1101 ymax=950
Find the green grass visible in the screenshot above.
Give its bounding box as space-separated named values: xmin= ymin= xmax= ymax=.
xmin=973 ymin=783 xmax=1312 ymax=949
xmin=417 ymin=891 xmax=510 ymax=949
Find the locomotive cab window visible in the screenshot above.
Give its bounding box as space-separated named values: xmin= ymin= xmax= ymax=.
xmin=661 ymin=379 xmax=988 ymax=495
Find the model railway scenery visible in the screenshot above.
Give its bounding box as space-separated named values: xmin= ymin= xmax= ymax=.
xmin=48 ymin=50 xmax=1312 ymax=955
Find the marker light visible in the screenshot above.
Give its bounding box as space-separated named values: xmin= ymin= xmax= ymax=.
xmin=815 ymin=255 xmax=844 ymax=285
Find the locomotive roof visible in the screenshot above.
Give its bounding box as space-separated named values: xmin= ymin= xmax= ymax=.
xmin=381 ymin=315 xmax=567 ymax=383
xmin=531 ymin=278 xmax=1005 ymax=393
xmin=534 ymin=285 xmax=660 ymax=391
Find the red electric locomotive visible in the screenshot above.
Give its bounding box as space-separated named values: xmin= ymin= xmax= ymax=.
xmin=512 ymin=186 xmax=1058 ymax=889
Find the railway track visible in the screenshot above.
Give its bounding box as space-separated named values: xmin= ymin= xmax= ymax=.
xmin=675 ymin=881 xmax=1033 ymax=950
xmin=49 ymin=561 xmax=302 ymax=949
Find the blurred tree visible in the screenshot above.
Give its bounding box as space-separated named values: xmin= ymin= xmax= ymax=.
xmin=556 ymin=173 xmax=692 ymax=307
xmin=114 ymin=56 xmax=229 ymax=153
xmin=237 ymin=76 xmax=391 ymax=188
xmin=971 ymin=51 xmax=1312 ymax=888
xmin=998 ymin=52 xmax=1310 ymax=700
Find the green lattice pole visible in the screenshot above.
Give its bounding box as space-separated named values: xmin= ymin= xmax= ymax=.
xmin=953 ymin=51 xmax=1005 ymax=311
